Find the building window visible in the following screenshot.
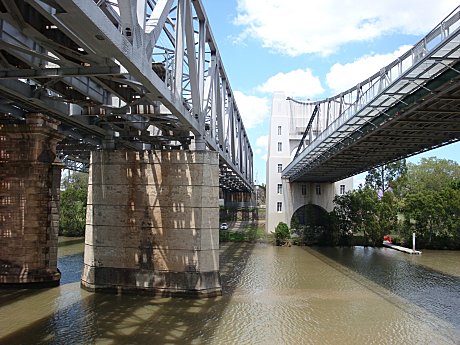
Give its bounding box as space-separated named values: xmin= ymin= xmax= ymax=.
xmin=277 ymin=184 xmax=282 ymax=194
xmin=301 ymin=184 xmax=307 ymax=195
xmin=277 ymin=164 xmax=282 ymax=173
xmin=340 ymin=184 xmax=346 ymax=195
xmin=315 ymin=184 xmax=321 ymax=195
xmin=277 ymin=202 xmax=282 ymax=212
xmin=277 ymin=126 xmax=282 ymax=135
xmin=277 ymin=142 xmax=282 ymax=152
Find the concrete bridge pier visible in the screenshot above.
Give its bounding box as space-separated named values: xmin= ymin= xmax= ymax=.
xmin=0 ymin=114 xmax=63 ymax=286
xmin=82 ymin=150 xmax=221 ymax=297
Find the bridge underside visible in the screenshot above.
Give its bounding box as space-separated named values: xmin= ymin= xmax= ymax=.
xmin=0 ymin=0 xmax=253 ymax=192
xmin=291 ymin=61 xmax=460 ymax=183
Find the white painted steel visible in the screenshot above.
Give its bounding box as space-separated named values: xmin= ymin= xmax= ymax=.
xmin=283 ymin=6 xmax=460 ymax=181
xmin=0 ymin=0 xmax=253 ymax=191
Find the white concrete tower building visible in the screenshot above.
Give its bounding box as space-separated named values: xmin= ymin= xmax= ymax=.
xmin=266 ymin=92 xmax=353 ymax=234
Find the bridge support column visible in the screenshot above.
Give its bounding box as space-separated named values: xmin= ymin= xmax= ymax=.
xmin=0 ymin=114 xmax=63 ymax=286
xmin=82 ymin=150 xmax=221 ymax=297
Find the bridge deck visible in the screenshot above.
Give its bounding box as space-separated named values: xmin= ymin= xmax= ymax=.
xmin=0 ymin=0 xmax=253 ymax=191
xmin=284 ymin=6 xmax=460 ymax=182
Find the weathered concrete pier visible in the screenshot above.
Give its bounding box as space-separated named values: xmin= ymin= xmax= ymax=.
xmin=82 ymin=150 xmax=222 ymax=296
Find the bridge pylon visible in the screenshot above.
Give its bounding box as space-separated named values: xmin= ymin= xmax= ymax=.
xmin=82 ymin=149 xmax=221 ymax=297
xmin=0 ymin=114 xmax=63 ymax=286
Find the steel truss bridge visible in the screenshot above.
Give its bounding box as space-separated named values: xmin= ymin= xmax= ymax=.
xmin=0 ymin=0 xmax=253 ymax=191
xmin=284 ymin=6 xmax=460 ymax=183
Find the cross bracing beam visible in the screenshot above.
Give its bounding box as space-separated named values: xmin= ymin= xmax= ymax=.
xmin=0 ymin=66 xmax=122 ymax=79
xmin=284 ymin=5 xmax=460 ymax=183
xmin=0 ymin=0 xmax=253 ymax=191
xmin=59 ymin=154 xmax=90 ymax=172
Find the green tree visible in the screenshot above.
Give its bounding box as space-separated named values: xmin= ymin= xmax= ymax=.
xmin=60 ymin=171 xmax=88 ymax=236
xmin=377 ymin=190 xmax=399 ymax=235
xmin=274 ymin=222 xmax=290 ymax=246
xmin=333 ymin=192 xmax=354 ymax=237
xmin=451 ymin=179 xmax=460 ymax=190
xmin=401 ymin=158 xmax=460 ymax=248
xmin=406 ymin=157 xmax=460 ymax=193
xmin=333 ymin=187 xmax=383 ymax=246
xmin=365 ymin=159 xmax=407 ymax=197
xmin=353 ymin=187 xmax=381 ymax=246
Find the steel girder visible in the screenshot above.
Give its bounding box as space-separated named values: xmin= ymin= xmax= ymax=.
xmin=283 ymin=6 xmax=460 ymax=183
xmin=0 ymin=0 xmax=253 ymax=191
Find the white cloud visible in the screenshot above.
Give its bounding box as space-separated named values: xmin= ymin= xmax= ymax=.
xmin=233 ymin=91 xmax=269 ymax=129
xmin=254 ymin=135 xmax=268 ymax=161
xmin=256 ymin=135 xmax=268 ymax=149
xmin=234 ymin=0 xmax=459 ymax=56
xmin=256 ymin=69 xmax=324 ymax=99
xmin=325 ymin=45 xmax=412 ymax=95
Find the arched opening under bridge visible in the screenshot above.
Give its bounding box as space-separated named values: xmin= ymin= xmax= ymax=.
xmin=290 ymin=204 xmax=333 ymax=245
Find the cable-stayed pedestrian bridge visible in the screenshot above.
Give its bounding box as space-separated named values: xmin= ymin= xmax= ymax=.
xmin=283 ymin=6 xmax=460 ymax=183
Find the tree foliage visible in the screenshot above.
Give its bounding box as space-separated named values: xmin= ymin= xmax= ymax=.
xmin=333 ymin=186 xmax=385 ymax=246
xmin=60 ymin=171 xmax=88 ymax=236
xmin=333 ymin=157 xmax=460 ymax=249
xmin=365 ymin=159 xmax=407 ymax=196
xmin=406 ymin=157 xmax=460 ymax=193
xmin=400 ymin=157 xmax=460 ymax=248
xmin=274 ymin=222 xmax=290 ymax=246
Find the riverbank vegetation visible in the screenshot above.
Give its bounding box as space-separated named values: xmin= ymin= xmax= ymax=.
xmin=290 ymin=157 xmax=460 ymax=249
xmin=219 ymin=224 xmax=269 ymax=243
xmin=59 ymin=172 xmax=87 ymax=237
xmin=60 ymin=157 xmax=459 ymax=250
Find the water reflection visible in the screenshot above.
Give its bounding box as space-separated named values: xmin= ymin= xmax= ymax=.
xmin=0 ymin=242 xmax=256 ymax=345
xmin=0 ymin=242 xmax=459 ymax=345
xmin=311 ymin=246 xmax=460 ymax=328
xmin=59 ymin=253 xmax=83 ymax=285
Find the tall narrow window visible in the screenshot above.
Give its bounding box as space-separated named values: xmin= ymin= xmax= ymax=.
xmin=277 ymin=164 xmax=282 ymax=173
xmin=277 ymin=184 xmax=282 ymax=194
xmin=301 ymin=184 xmax=307 ymax=195
xmin=277 ymin=202 xmax=282 ymax=212
xmin=315 ymin=184 xmax=321 ymax=195
xmin=277 ymin=142 xmax=282 ymax=152
xmin=277 ymin=125 xmax=282 ymax=135
xmin=340 ymin=184 xmax=345 ymax=195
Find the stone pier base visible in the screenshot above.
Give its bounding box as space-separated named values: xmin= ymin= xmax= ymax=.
xmin=0 ymin=114 xmax=63 ymax=286
xmin=82 ymin=150 xmax=221 ymax=297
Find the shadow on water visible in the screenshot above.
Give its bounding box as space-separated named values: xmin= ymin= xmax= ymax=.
xmin=0 ymin=248 xmax=84 ymax=308
xmin=0 ymin=289 xmax=44 ymax=309
xmin=0 ymin=242 xmax=255 ymax=345
xmin=308 ymin=246 xmax=460 ymax=329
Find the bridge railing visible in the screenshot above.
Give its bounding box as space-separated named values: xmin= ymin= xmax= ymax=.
xmin=287 ymin=5 xmax=460 ymax=169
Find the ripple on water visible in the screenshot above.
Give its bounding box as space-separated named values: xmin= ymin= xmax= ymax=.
xmin=1 ymin=243 xmax=459 ymax=345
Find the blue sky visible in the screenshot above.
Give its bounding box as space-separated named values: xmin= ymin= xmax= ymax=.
xmin=201 ymin=0 xmax=460 ymax=185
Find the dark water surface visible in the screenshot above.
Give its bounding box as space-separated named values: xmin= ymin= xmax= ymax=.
xmin=0 ymin=239 xmax=459 ymax=344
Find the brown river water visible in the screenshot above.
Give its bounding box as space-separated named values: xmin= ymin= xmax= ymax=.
xmin=0 ymin=239 xmax=459 ymax=344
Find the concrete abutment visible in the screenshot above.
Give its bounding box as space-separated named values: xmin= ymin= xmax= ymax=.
xmin=82 ymin=150 xmax=222 ymax=297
